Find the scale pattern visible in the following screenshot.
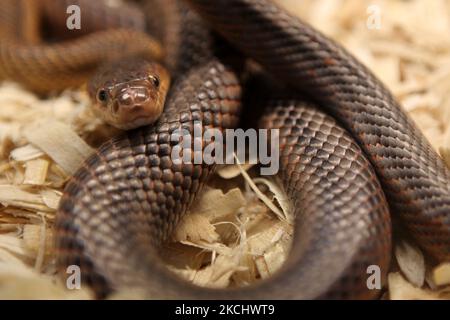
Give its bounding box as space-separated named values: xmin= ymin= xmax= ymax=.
xmin=186 ymin=0 xmax=450 ymax=261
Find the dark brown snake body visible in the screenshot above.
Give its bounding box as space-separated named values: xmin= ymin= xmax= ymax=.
xmin=1 ymin=0 xmax=449 ymax=299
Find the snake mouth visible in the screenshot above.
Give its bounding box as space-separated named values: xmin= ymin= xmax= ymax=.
xmin=114 ymin=115 xmax=158 ymax=130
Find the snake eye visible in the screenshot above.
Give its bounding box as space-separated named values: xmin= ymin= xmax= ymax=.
xmin=97 ymin=89 xmax=108 ymax=103
xmin=149 ymin=75 xmax=160 ymax=88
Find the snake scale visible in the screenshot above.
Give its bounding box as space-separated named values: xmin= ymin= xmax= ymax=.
xmin=0 ymin=0 xmax=449 ymax=299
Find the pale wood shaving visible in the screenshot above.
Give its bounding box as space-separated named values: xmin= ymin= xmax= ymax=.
xmin=10 ymin=145 xmax=45 ymax=162
xmin=0 ymin=263 xmax=92 ymax=300
xmin=433 ymin=263 xmax=450 ymax=287
xmin=23 ymin=159 xmax=49 ymax=186
xmin=395 ymin=240 xmax=426 ymax=288
xmin=0 ymin=234 xmax=36 ymax=266
xmin=0 ymin=185 xmax=52 ymax=212
xmin=187 ymin=187 xmax=246 ymax=222
xmin=173 ymin=214 xmax=220 ymax=243
xmin=40 ymin=189 xmax=62 ymax=211
xmin=253 ymin=177 xmax=293 ymax=223
xmin=235 ymin=158 xmax=286 ymax=222
xmin=249 ymin=223 xmax=291 ymax=279
xmin=216 ymin=164 xmax=254 ymax=179
xmin=254 ymin=243 xmax=287 ymax=279
xmin=24 ymin=120 xmax=93 ymax=175
xmin=173 ymin=253 xmax=247 ymax=289
xmin=389 ymin=272 xmax=450 ymax=300
xmin=22 ymin=224 xmax=53 ymax=261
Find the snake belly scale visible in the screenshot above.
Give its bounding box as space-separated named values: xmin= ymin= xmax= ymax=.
xmin=0 ymin=0 xmax=448 ymax=299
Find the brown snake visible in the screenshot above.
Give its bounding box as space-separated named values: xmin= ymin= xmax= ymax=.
xmin=0 ymin=0 xmax=449 ymax=299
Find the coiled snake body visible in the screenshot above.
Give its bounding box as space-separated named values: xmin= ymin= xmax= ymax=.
xmin=1 ymin=0 xmax=450 ymax=299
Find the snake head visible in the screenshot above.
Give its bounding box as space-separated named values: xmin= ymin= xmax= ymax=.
xmin=88 ymin=58 xmax=170 ymax=130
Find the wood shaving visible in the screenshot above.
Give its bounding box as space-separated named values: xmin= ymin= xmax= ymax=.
xmin=0 ymin=0 xmax=449 ymax=299
xmin=395 ymin=240 xmax=426 ymax=288
xmin=433 ymin=263 xmax=450 ymax=286
xmin=235 ymin=158 xmax=288 ymax=222
xmin=24 ymin=120 xmax=94 ymax=176
xmin=216 ymin=164 xmax=254 ymax=179
xmin=23 ymin=159 xmax=49 ymax=186
xmin=388 ymin=272 xmax=450 ymax=300
xmin=252 ymin=177 xmax=293 ymax=223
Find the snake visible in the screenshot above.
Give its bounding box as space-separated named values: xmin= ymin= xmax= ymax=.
xmin=0 ymin=0 xmax=449 ymax=299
